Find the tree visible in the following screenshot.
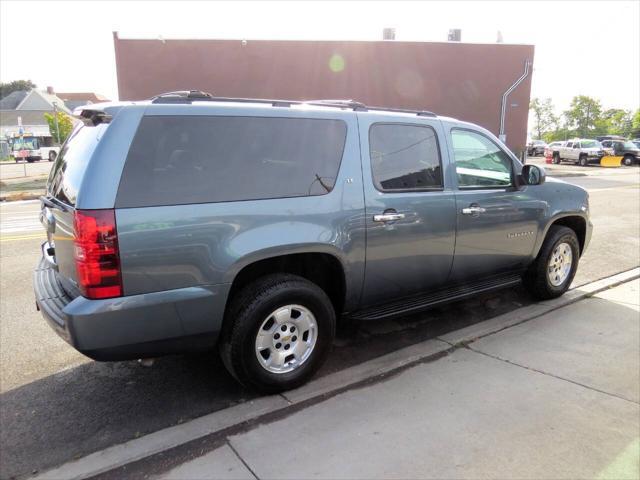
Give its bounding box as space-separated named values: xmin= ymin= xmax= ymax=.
xmin=529 ymin=97 xmax=558 ymax=140
xmin=563 ymin=95 xmax=602 ymax=137
xmin=631 ymin=109 xmax=640 ymax=138
xmin=44 ymin=111 xmax=74 ymax=144
xmin=597 ymin=109 xmax=633 ymax=137
xmin=0 ymin=80 xmax=36 ymax=99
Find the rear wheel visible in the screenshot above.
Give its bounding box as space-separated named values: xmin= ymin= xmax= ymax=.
xmin=524 ymin=225 xmax=580 ymax=300
xmin=553 ymin=152 xmax=561 ymax=164
xmin=579 ymin=155 xmax=588 ymax=167
xmin=622 ymin=155 xmax=634 ymax=167
xmin=220 ymin=274 xmax=336 ymax=393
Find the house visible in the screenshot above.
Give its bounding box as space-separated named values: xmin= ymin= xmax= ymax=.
xmin=56 ymin=92 xmax=111 ymax=111
xmin=0 ymin=87 xmax=73 ymax=144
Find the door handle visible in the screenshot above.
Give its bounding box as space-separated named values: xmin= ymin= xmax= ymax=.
xmin=461 ymin=206 xmax=486 ymax=215
xmin=373 ymin=212 xmax=405 ymax=223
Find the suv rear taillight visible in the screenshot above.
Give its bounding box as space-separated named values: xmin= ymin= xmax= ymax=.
xmin=73 ymin=209 xmax=123 ymax=299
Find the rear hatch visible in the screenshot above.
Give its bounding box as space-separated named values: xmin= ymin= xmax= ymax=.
xmin=41 ymin=121 xmax=115 ymax=298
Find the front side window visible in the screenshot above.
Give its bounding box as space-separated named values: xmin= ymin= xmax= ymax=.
xmin=116 ymin=116 xmax=347 ymax=207
xmin=451 ymin=129 xmax=513 ymax=189
xmin=369 ymin=123 xmax=442 ymax=191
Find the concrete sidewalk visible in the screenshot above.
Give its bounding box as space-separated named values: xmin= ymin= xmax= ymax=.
xmin=157 ymin=280 xmax=640 ymax=480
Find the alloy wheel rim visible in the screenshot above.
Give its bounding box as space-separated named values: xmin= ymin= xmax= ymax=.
xmin=255 ymin=304 xmax=318 ymax=374
xmin=547 ymin=242 xmax=573 ymax=287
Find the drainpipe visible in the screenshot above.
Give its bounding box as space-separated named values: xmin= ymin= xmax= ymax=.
xmin=499 ymin=59 xmax=531 ymax=144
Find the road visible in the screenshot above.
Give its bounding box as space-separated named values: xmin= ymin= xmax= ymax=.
xmin=0 ymin=160 xmax=52 ymax=181
xmin=0 ymin=163 xmax=638 ymax=479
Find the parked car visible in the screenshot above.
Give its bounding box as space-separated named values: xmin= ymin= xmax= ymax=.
xmin=547 ymin=141 xmax=566 ymax=163
xmin=527 ymin=140 xmax=547 ymax=156
xmin=600 ymin=140 xmax=640 ymax=166
xmin=596 ymin=135 xmax=626 ymax=142
xmin=34 ymin=92 xmax=592 ymax=392
xmin=553 ymin=139 xmax=605 ymax=166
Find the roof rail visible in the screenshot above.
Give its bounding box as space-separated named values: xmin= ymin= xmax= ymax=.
xmin=305 ymin=99 xmax=368 ymax=111
xmin=148 ymin=92 xmax=439 ymax=117
xmin=150 ymin=90 xmax=214 ymax=103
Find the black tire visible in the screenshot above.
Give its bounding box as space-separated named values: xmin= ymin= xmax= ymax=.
xmin=553 ymin=152 xmax=561 ymax=164
xmin=220 ymin=274 xmax=336 ymax=393
xmin=26 ymin=158 xmax=35 ymax=163
xmin=524 ymin=225 xmax=580 ymax=300
xmin=48 ymin=151 xmax=57 ymax=162
xmin=579 ymin=155 xmax=588 ymax=167
xmin=622 ymin=155 xmax=633 ymax=167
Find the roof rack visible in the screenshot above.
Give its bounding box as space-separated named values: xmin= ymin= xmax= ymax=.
xmin=149 ymin=91 xmax=438 ymax=117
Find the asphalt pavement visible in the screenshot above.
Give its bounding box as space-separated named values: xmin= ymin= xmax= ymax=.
xmin=0 ymin=163 xmax=638 ymax=479
xmin=0 ymin=161 xmax=52 ymax=181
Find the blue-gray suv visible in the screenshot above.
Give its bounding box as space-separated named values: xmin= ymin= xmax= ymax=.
xmin=35 ymin=92 xmax=592 ymax=392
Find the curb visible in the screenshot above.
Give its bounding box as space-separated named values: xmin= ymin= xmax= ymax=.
xmin=0 ymin=192 xmax=42 ymax=202
xmin=34 ymin=267 xmax=640 ymax=480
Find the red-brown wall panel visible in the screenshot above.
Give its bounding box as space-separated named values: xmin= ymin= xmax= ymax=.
xmin=114 ymin=35 xmax=534 ymax=151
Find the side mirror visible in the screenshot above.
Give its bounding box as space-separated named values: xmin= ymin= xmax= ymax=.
xmin=521 ymin=164 xmax=546 ymax=186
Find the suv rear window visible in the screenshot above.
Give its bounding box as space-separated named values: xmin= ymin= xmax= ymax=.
xmin=47 ymin=123 xmax=108 ymax=206
xmin=116 ymin=116 xmax=347 ymax=208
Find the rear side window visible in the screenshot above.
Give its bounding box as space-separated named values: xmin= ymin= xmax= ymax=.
xmin=369 ymin=123 xmax=442 ymax=191
xmin=47 ymin=123 xmax=108 ymax=206
xmin=116 ymin=116 xmax=347 ymax=207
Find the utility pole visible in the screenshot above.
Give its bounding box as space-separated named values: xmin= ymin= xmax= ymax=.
xmin=52 ymin=102 xmax=61 ymax=144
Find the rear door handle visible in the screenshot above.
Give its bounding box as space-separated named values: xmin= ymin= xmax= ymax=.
xmin=461 ymin=206 xmax=486 ymax=215
xmin=373 ymin=212 xmax=405 ymax=223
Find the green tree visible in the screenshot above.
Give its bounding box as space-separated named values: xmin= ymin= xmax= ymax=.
xmin=0 ymin=80 xmax=36 ymax=99
xmin=563 ymin=95 xmax=602 ymax=137
xmin=631 ymin=109 xmax=640 ymax=138
xmin=603 ymin=109 xmax=633 ymax=137
xmin=529 ymin=97 xmax=558 ymax=140
xmin=44 ymin=111 xmax=74 ymax=144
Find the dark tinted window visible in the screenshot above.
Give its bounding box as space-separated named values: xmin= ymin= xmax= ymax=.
xmin=451 ymin=129 xmax=512 ymax=188
xmin=369 ymin=123 xmax=442 ymax=191
xmin=47 ymin=123 xmax=108 ymax=206
xmin=116 ymin=116 xmax=347 ymax=207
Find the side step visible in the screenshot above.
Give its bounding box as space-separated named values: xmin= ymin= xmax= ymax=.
xmin=349 ymin=273 xmax=523 ymax=321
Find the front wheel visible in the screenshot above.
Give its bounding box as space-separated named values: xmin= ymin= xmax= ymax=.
xmin=48 ymin=151 xmax=57 ymax=162
xmin=524 ymin=225 xmax=580 ymax=300
xmin=553 ymin=153 xmax=561 ymax=164
xmin=622 ymin=155 xmax=634 ymax=167
xmin=579 ymin=155 xmax=588 ymax=167
xmin=220 ymin=274 xmax=336 ymax=393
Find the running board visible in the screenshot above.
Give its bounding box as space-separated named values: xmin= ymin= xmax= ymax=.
xmin=349 ymin=273 xmax=523 ymax=321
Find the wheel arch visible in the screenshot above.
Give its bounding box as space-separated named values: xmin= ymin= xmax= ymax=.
xmin=224 ymin=250 xmax=348 ymax=319
xmin=535 ymin=214 xmax=587 ymax=258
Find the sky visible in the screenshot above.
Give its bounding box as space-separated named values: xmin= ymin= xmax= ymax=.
xmin=1 ymin=0 xmax=639 ymax=116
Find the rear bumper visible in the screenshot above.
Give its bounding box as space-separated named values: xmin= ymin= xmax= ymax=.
xmin=34 ymin=258 xmax=230 ymax=360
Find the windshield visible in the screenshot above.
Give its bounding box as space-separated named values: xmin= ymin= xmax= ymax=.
xmin=580 ymin=140 xmax=600 ymax=148
xmin=12 ymin=137 xmax=39 ymax=150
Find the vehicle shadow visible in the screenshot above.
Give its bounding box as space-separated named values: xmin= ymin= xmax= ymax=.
xmin=0 ymin=284 xmax=533 ymax=479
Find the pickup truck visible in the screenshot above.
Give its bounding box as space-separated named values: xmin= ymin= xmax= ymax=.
xmin=553 ymin=139 xmax=605 ymax=166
